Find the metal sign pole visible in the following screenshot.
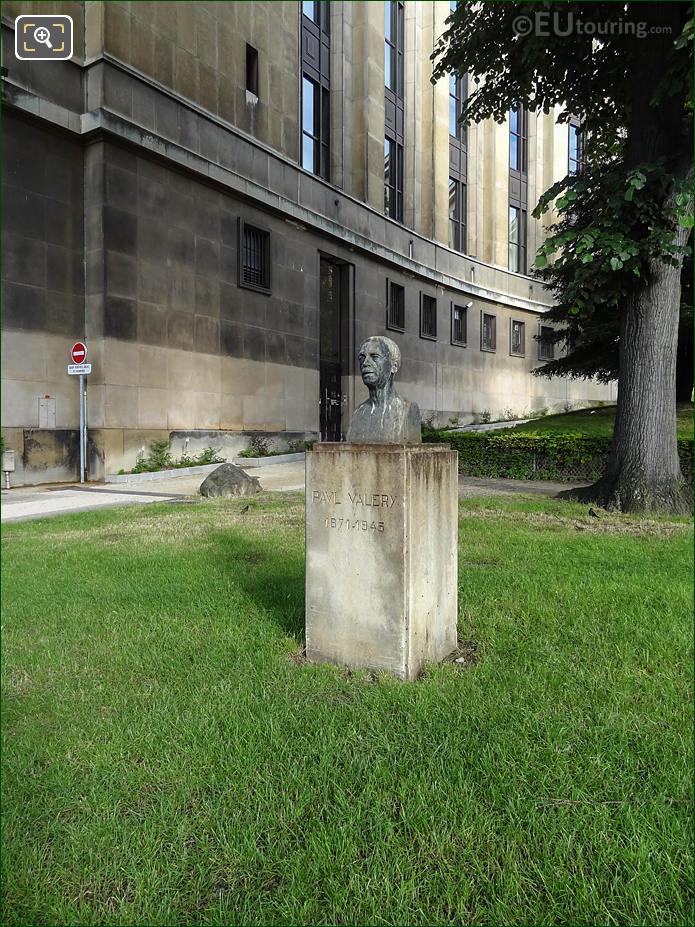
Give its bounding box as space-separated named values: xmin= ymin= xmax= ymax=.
xmin=83 ymin=379 xmax=88 ymax=481
xmin=79 ymin=374 xmax=85 ymax=483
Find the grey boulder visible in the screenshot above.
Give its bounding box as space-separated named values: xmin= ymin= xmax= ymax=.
xmin=199 ymin=463 xmax=261 ymax=498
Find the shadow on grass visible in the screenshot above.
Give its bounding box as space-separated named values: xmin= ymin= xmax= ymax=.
xmin=209 ymin=526 xmax=306 ymax=643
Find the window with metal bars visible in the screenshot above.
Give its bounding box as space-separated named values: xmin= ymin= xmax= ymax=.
xmin=538 ymin=325 xmax=555 ymax=360
xmin=239 ymin=219 xmax=271 ymax=293
xmin=481 ymin=312 xmax=496 ymax=352
xmin=386 ymin=280 xmax=405 ymax=332
xmin=510 ymin=318 xmax=525 ymax=356
xmin=451 ymin=303 xmax=467 ymax=346
xmin=420 ymin=294 xmax=437 ymax=340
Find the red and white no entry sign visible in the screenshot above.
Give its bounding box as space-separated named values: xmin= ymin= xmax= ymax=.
xmin=71 ymin=342 xmax=87 ymax=363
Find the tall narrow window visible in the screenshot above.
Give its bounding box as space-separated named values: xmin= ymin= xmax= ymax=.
xmin=451 ymin=303 xmax=467 ymax=346
xmin=481 ymin=312 xmax=496 ymax=352
xmin=449 ymin=72 xmax=467 ymax=143
xmin=509 ymin=105 xmax=528 ymax=172
xmin=386 ymin=280 xmax=405 ymax=332
xmin=509 ymin=104 xmax=528 ymax=273
xmin=302 ymin=77 xmax=317 ymax=172
xmin=301 ymin=0 xmax=330 ymax=179
xmin=384 ymin=1 xmax=404 ymax=96
xmin=510 ymin=319 xmax=525 ymax=356
xmin=569 ymin=120 xmax=582 ymax=175
xmin=384 ymin=138 xmax=403 ymax=222
xmin=449 ymin=177 xmax=466 ymax=253
xmin=420 ymin=294 xmax=437 ymax=339
xmin=246 ymin=45 xmax=258 ymax=96
xmin=384 ymin=1 xmax=405 ymax=223
xmin=508 ymin=205 xmax=527 ymax=273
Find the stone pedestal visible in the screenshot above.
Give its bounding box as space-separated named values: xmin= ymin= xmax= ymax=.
xmin=305 ymin=443 xmax=458 ymax=680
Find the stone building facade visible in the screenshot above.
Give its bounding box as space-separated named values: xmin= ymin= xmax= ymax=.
xmin=1 ymin=1 xmax=613 ymax=484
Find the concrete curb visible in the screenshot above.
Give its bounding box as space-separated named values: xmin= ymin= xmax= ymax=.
xmin=445 ymin=420 xmax=531 ymax=433
xmin=232 ymin=452 xmax=305 ymax=468
xmin=104 ymin=452 xmax=306 ymax=483
xmin=104 ymin=463 xmax=222 ymax=484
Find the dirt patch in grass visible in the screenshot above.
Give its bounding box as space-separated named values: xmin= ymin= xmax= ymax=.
xmin=460 ymin=507 xmax=691 ymax=537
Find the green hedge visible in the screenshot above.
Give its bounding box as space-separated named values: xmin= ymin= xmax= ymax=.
xmin=423 ymin=430 xmax=694 ymax=483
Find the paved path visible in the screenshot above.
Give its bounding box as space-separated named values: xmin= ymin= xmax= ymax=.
xmin=1 ymin=462 xmax=586 ymax=524
xmin=1 ymin=461 xmax=306 ymax=524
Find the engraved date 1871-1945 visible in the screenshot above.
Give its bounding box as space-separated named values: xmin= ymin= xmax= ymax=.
xmin=324 ymin=517 xmax=385 ymax=532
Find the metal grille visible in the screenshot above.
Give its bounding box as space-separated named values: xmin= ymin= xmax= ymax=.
xmin=538 ymin=325 xmax=555 ymax=360
xmin=242 ymin=224 xmax=269 ymax=290
xmin=481 ymin=312 xmax=496 ymax=351
xmin=452 ymin=304 xmax=467 ymax=345
xmin=421 ymin=294 xmax=437 ymax=339
xmin=511 ymin=319 xmax=525 ymax=355
xmin=387 ymin=282 xmax=405 ymax=331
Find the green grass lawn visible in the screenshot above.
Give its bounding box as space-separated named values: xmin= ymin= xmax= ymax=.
xmin=495 ymin=403 xmax=693 ymax=440
xmin=2 ymin=494 xmax=692 ymax=926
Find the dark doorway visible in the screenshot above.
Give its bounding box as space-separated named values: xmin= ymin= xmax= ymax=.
xmin=319 ymin=257 xmax=349 ymax=441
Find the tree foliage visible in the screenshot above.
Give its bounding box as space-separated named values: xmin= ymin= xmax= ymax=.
xmin=432 ymin=3 xmax=693 ymax=315
xmin=433 ymin=2 xmax=693 ymax=513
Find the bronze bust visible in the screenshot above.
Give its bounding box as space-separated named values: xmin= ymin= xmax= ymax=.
xmin=346 ymin=336 xmax=421 ymax=444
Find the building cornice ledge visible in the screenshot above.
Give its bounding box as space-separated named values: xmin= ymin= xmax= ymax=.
xmin=3 ymin=77 xmax=553 ymax=315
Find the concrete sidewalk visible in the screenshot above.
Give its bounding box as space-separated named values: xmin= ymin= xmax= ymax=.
xmin=1 ymin=461 xmax=306 ymax=523
xmin=1 ymin=463 xmax=585 ymax=524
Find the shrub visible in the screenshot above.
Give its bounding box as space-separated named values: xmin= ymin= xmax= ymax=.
xmin=420 ymin=414 xmax=440 ymax=440
xmin=125 ymin=440 xmax=224 ymax=474
xmin=423 ymin=430 xmax=694 ymax=484
xmin=479 ymin=409 xmax=492 ymax=424
xmin=286 ymin=439 xmax=316 ymax=453
xmin=196 ymin=446 xmax=225 ymax=465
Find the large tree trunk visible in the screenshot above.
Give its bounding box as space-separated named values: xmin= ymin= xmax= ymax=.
xmin=566 ymin=253 xmax=691 ymax=514
xmin=562 ymin=3 xmax=692 ymax=515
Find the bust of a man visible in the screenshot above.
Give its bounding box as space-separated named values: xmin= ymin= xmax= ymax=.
xmin=346 ymin=336 xmax=421 ymax=444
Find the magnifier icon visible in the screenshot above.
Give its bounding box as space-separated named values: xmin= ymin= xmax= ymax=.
xmin=34 ymin=26 xmax=53 ymax=49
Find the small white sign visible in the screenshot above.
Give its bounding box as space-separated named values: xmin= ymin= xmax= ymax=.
xmin=68 ymin=363 xmax=92 ymax=375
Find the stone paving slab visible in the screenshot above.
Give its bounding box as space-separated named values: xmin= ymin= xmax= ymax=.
xmin=0 ymin=486 xmax=180 ymax=523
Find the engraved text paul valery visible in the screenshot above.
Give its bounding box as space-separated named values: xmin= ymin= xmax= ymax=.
xmin=311 ymin=489 xmax=397 ymax=508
